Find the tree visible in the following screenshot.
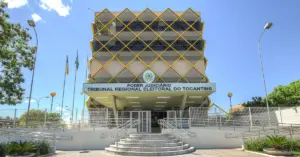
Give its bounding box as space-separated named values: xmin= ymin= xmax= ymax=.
xmin=268 ymin=80 xmax=300 ymax=106
xmin=19 ymin=110 xmax=62 ymax=127
xmin=241 ymin=79 xmax=300 ymax=107
xmin=0 ymin=1 xmax=35 ymax=105
xmin=243 ymin=97 xmax=269 ymax=107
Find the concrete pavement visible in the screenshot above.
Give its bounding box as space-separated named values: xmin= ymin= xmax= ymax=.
xmin=50 ymin=149 xmax=266 ymax=157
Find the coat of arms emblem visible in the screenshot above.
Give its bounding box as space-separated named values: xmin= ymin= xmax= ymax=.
xmin=143 ymin=70 xmax=155 ymax=83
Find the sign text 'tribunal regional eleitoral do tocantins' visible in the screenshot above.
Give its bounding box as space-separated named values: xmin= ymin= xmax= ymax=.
xmin=84 ymin=83 xmax=216 ymax=92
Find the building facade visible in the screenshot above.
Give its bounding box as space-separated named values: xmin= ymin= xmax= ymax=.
xmin=83 ymin=8 xmax=216 ymax=125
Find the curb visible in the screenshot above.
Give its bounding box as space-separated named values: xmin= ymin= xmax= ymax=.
xmin=244 ymin=150 xmax=282 ymax=157
xmin=39 ymin=153 xmax=56 ymax=157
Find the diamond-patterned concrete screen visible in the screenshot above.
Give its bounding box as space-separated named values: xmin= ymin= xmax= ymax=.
xmin=89 ymin=8 xmax=209 ymax=83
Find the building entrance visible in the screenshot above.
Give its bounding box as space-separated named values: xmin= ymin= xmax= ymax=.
xmin=151 ymin=111 xmax=167 ymax=133
xmin=130 ymin=111 xmax=151 ymax=133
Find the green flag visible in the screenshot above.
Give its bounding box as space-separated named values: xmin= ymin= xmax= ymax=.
xmin=75 ymin=50 xmax=79 ymax=70
xmin=65 ymin=55 xmax=69 ymax=75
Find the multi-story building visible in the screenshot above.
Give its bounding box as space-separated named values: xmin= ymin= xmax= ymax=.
xmin=83 ymin=8 xmax=216 ymax=132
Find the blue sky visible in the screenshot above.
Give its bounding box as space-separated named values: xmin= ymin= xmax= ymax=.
xmin=1 ymin=0 xmax=300 ymax=118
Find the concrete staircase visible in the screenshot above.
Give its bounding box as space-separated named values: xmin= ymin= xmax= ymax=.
xmin=105 ymin=133 xmax=195 ymax=156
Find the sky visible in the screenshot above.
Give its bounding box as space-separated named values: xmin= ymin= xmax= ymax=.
xmin=1 ymin=0 xmax=300 ymax=119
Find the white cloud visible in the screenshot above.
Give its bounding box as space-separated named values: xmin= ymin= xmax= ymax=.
xmin=56 ymin=106 xmax=64 ymax=111
xmin=39 ymin=0 xmax=71 ymax=16
xmin=4 ymin=0 xmax=28 ymax=8
xmin=31 ymin=13 xmax=42 ymax=22
xmin=24 ymin=99 xmax=36 ymax=103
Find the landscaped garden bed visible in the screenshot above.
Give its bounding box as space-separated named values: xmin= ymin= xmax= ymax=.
xmin=0 ymin=141 xmax=53 ymax=157
xmin=244 ymin=135 xmax=300 ymax=156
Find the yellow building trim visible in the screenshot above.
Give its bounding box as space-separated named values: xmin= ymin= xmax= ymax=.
xmin=95 ymin=8 xmax=201 ymax=18
xmin=91 ymin=8 xmax=210 ymax=84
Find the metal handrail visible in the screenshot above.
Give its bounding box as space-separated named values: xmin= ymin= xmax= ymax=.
xmin=114 ymin=119 xmax=139 ymax=138
xmin=242 ymin=122 xmax=300 ymax=140
xmin=166 ymin=118 xmax=252 ymax=131
xmin=158 ymin=119 xmax=196 ymax=137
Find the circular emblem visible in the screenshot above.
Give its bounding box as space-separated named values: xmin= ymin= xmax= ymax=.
xmin=143 ymin=70 xmax=155 ymax=83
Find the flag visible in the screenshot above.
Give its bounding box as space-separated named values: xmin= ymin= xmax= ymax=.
xmin=75 ymin=50 xmax=79 ymax=70
xmin=66 ymin=55 xmax=69 ymax=75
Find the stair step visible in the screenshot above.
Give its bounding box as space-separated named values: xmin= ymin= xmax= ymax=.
xmin=117 ymin=141 xmax=183 ymax=147
xmin=106 ymin=133 xmax=195 ymax=156
xmin=129 ymin=135 xmax=175 ymax=140
xmin=120 ymin=139 xmax=180 ymax=144
xmin=109 ymin=144 xmax=190 ymax=152
xmin=129 ymin=133 xmax=168 ymax=138
xmin=105 ymin=147 xmax=195 ymax=156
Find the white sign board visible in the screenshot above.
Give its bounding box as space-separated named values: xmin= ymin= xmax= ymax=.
xmin=83 ymin=83 xmax=216 ymax=92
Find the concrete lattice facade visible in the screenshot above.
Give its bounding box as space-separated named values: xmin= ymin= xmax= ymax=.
xmin=86 ymin=8 xmax=210 ymax=109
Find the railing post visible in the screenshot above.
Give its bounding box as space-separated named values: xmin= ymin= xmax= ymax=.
xmin=219 ymin=108 xmax=222 ymax=127
xmin=242 ymin=133 xmax=245 ymax=150
xmin=289 ymin=125 xmax=293 ymax=139
xmin=233 ymin=119 xmax=236 ymax=131
xmin=53 ymin=133 xmax=56 ymax=153
xmin=214 ymin=108 xmax=217 ymax=127
xmin=78 ymin=120 xmax=81 ymax=131
xmin=279 ymin=107 xmax=283 ymax=124
xmin=106 ymin=108 xmax=109 ymax=127
xmin=44 ymin=109 xmax=47 ymax=128
xmin=130 ymin=112 xmax=132 ymax=129
xmin=248 ymin=107 xmax=253 ymax=127
xmin=75 ymin=108 xmax=78 ymax=124
xmin=13 ymin=108 xmax=17 ymax=128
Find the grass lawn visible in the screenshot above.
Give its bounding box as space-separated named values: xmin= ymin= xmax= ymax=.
xmin=292 ymin=151 xmax=300 ymax=156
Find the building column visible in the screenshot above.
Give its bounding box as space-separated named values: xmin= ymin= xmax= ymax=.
xmin=109 ymin=95 xmax=118 ymax=125
xmin=180 ymin=93 xmax=188 ymax=118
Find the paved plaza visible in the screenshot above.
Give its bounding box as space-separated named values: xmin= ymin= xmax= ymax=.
xmin=50 ymin=149 xmax=266 ymax=157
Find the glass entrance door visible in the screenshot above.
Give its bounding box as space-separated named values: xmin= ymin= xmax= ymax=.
xmin=130 ymin=111 xmax=151 ymax=133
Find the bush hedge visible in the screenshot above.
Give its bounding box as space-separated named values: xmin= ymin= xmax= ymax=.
xmin=244 ymin=135 xmax=300 ymax=152
xmin=244 ymin=137 xmax=271 ymax=151
xmin=0 ymin=140 xmax=52 ymax=157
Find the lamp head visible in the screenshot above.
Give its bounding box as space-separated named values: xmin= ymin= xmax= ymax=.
xmin=50 ymin=92 xmax=56 ymax=97
xmin=27 ymin=20 xmax=36 ymax=27
xmin=264 ymin=22 xmax=272 ymax=30
xmin=227 ymin=92 xmax=233 ymax=98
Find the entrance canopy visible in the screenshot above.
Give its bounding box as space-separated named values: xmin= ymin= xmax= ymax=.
xmin=82 ymin=83 xmax=216 ymax=110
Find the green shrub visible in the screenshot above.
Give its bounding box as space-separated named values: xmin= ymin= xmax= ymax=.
xmin=282 ymin=139 xmax=300 ymax=151
xmin=6 ymin=141 xmax=36 ymax=156
xmin=245 ymin=136 xmax=300 ymax=152
xmin=244 ymin=137 xmax=271 ymax=151
xmin=35 ymin=141 xmax=52 ymax=155
xmin=0 ymin=143 xmax=6 ymax=157
xmin=266 ymin=135 xmax=287 ymax=150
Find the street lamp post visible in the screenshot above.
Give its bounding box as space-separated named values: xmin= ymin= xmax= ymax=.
xmin=25 ymin=96 xmax=49 ymax=109
xmin=258 ymin=22 xmax=273 ymax=126
xmin=50 ymin=92 xmax=56 ymax=113
xmin=227 ymin=92 xmax=233 ymax=111
xmin=25 ymin=20 xmax=38 ymax=128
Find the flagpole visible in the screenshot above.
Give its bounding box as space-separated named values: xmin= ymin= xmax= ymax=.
xmin=81 ymin=56 xmax=88 ymax=123
xmin=61 ymin=55 xmax=68 ymax=118
xmin=71 ymin=67 xmax=77 ymax=123
xmin=71 ymin=51 xmax=79 ymax=124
